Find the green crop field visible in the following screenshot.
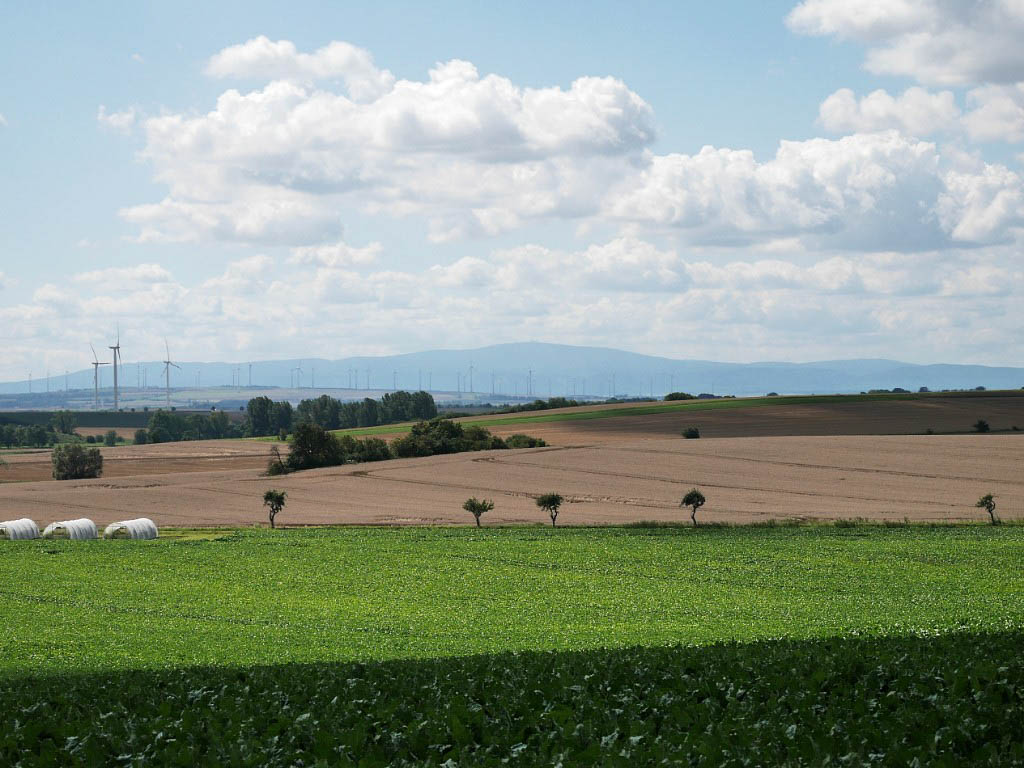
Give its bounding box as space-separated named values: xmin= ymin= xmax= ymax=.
xmin=2 ymin=525 xmax=1023 ymax=765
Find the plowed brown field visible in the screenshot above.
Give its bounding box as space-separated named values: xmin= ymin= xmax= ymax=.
xmin=1 ymin=434 xmax=1020 ymax=528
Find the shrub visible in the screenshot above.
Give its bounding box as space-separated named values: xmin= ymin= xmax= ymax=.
xmin=133 ymin=429 xmax=149 ymax=445
xmin=505 ymin=434 xmax=547 ymax=449
xmin=103 ymin=430 xmax=118 ymax=447
xmin=664 ymin=392 xmax=695 ymax=401
xmin=85 ymin=435 xmax=96 ymax=444
xmin=974 ymin=419 xmax=991 ymax=433
xmin=286 ymin=423 xmax=343 ymax=471
xmin=266 ymin=445 xmax=289 ymax=476
xmin=682 ymin=427 xmax=701 ymax=439
xmin=52 ymin=443 xmax=103 ymax=480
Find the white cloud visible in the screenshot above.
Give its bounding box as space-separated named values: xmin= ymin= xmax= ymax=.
xmin=206 ymin=36 xmax=396 ymax=102
xmin=607 ymin=131 xmax=1024 ymax=250
xmin=289 ymin=239 xmax=382 ymax=267
xmin=97 ymin=105 xmax=137 ymax=133
xmin=124 ymin=45 xmax=655 ymax=245
xmin=3 ymin=237 xmax=1023 ymax=377
xmin=0 ymin=113 xmax=7 ymax=127
xmin=73 ymin=263 xmax=175 ymax=285
xmin=818 ymin=87 xmax=960 ymax=136
xmin=787 ymin=0 xmax=1024 ymax=86
xmin=964 ymin=84 xmax=1024 ymax=142
xmin=131 ymin=53 xmax=144 ymax=63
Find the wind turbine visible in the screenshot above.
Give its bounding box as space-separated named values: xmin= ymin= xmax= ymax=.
xmin=108 ymin=329 xmax=122 ymax=411
xmin=162 ymin=340 xmax=180 ymax=408
xmin=89 ymin=344 xmax=110 ymax=409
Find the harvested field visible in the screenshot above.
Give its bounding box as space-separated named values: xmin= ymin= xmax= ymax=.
xmin=1 ymin=434 xmax=1019 ymax=527
xmin=0 ymin=439 xmax=283 ymax=483
xmin=473 ymin=394 xmax=1024 ymax=442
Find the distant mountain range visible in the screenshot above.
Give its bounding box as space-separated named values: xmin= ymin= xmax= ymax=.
xmin=2 ymin=342 xmax=1022 ymax=399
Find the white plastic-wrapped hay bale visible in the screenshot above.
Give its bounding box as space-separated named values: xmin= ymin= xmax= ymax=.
xmin=103 ymin=518 xmax=158 ymax=540
xmin=0 ymin=518 xmax=40 ymax=540
xmin=41 ymin=518 xmax=98 ymax=540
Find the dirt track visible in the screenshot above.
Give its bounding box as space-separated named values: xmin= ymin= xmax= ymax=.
xmin=1 ymin=434 xmax=1020 ymax=528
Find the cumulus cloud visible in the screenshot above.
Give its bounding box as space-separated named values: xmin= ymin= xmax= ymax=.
xmin=607 ymin=131 xmax=1024 ymax=250
xmin=206 ymin=36 xmax=396 ymax=102
xmin=964 ymin=84 xmax=1024 ymax=142
xmin=97 ymin=105 xmax=137 ymax=133
xmin=818 ymin=87 xmax=960 ymax=136
xmin=123 ymin=43 xmax=655 ymax=245
xmin=289 ymin=239 xmax=382 ymax=267
xmin=787 ymin=0 xmax=1024 ymax=86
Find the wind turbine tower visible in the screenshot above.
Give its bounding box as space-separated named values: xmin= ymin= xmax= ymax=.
xmin=162 ymin=340 xmax=180 ymax=408
xmin=89 ymin=344 xmax=110 ymax=409
xmin=108 ymin=330 xmax=122 ymax=411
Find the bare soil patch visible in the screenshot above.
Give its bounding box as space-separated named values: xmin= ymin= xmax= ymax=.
xmin=1 ymin=435 xmax=1019 ymax=528
xmin=0 ymin=439 xmax=284 ymax=483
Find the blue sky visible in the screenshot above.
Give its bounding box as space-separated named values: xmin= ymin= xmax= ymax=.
xmin=2 ymin=1 xmax=1023 ymax=381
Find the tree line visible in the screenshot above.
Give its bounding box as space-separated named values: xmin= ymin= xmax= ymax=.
xmin=271 ymin=418 xmax=546 ymax=474
xmin=247 ymin=391 xmax=437 ymax=437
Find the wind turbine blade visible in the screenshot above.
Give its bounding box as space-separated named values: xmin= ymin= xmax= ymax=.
xmin=90 ymin=343 xmax=98 ymax=363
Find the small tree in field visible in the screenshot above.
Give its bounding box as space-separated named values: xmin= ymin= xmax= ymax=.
xmin=263 ymin=489 xmax=287 ymax=529
xmin=536 ymin=493 xmax=564 ymax=528
xmin=974 ymin=419 xmax=990 ymax=433
xmin=463 ymin=497 xmax=494 ymax=527
xmin=976 ymin=493 xmax=998 ymax=525
xmin=52 ymin=443 xmax=103 ymax=480
xmin=681 ymin=488 xmax=706 ymax=527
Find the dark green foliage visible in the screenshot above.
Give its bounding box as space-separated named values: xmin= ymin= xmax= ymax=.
xmin=390 ymin=418 xmax=503 ymax=457
xmin=262 ymin=489 xmax=287 ymax=529
xmin=500 ymin=397 xmax=581 ymax=414
xmin=132 ymin=428 xmax=148 ymax=445
xmin=975 ymin=418 xmax=991 ymax=433
xmin=147 ymin=409 xmax=243 ymax=443
xmin=2 ymin=632 xmax=1021 ymax=766
xmin=266 ymin=445 xmax=289 ymax=476
xmin=296 ymin=394 xmax=342 ymax=429
xmin=682 ymin=426 xmax=701 ymax=439
xmin=286 ymin=423 xmax=344 ymax=471
xmin=84 ymin=434 xmax=96 ymax=444
xmin=681 ymin=487 xmax=706 ymax=526
xmin=51 ymin=443 xmax=103 ymax=480
xmin=536 ymin=492 xmax=564 ymax=527
xmin=462 ymin=496 xmax=494 ymax=527
xmin=49 ymin=410 xmax=77 ymax=435
xmin=246 ymin=396 xmax=294 ymax=437
xmin=664 ymin=391 xmax=695 ymax=401
xmin=976 ymin=493 xmax=999 ymax=525
xmin=352 ymin=437 xmax=391 ymax=463
xmin=294 ymin=391 xmax=437 ymax=431
xmin=103 ymin=429 xmax=118 ymax=447
xmin=503 ymin=433 xmax=547 ymax=448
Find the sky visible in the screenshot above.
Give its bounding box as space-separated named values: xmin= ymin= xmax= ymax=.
xmin=1 ymin=0 xmax=1023 ymax=382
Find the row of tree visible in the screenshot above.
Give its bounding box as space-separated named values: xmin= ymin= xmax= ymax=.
xmin=135 ymin=410 xmax=244 ymax=444
xmin=273 ymin=418 xmax=546 ymax=474
xmin=246 ymin=391 xmax=438 ymax=437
